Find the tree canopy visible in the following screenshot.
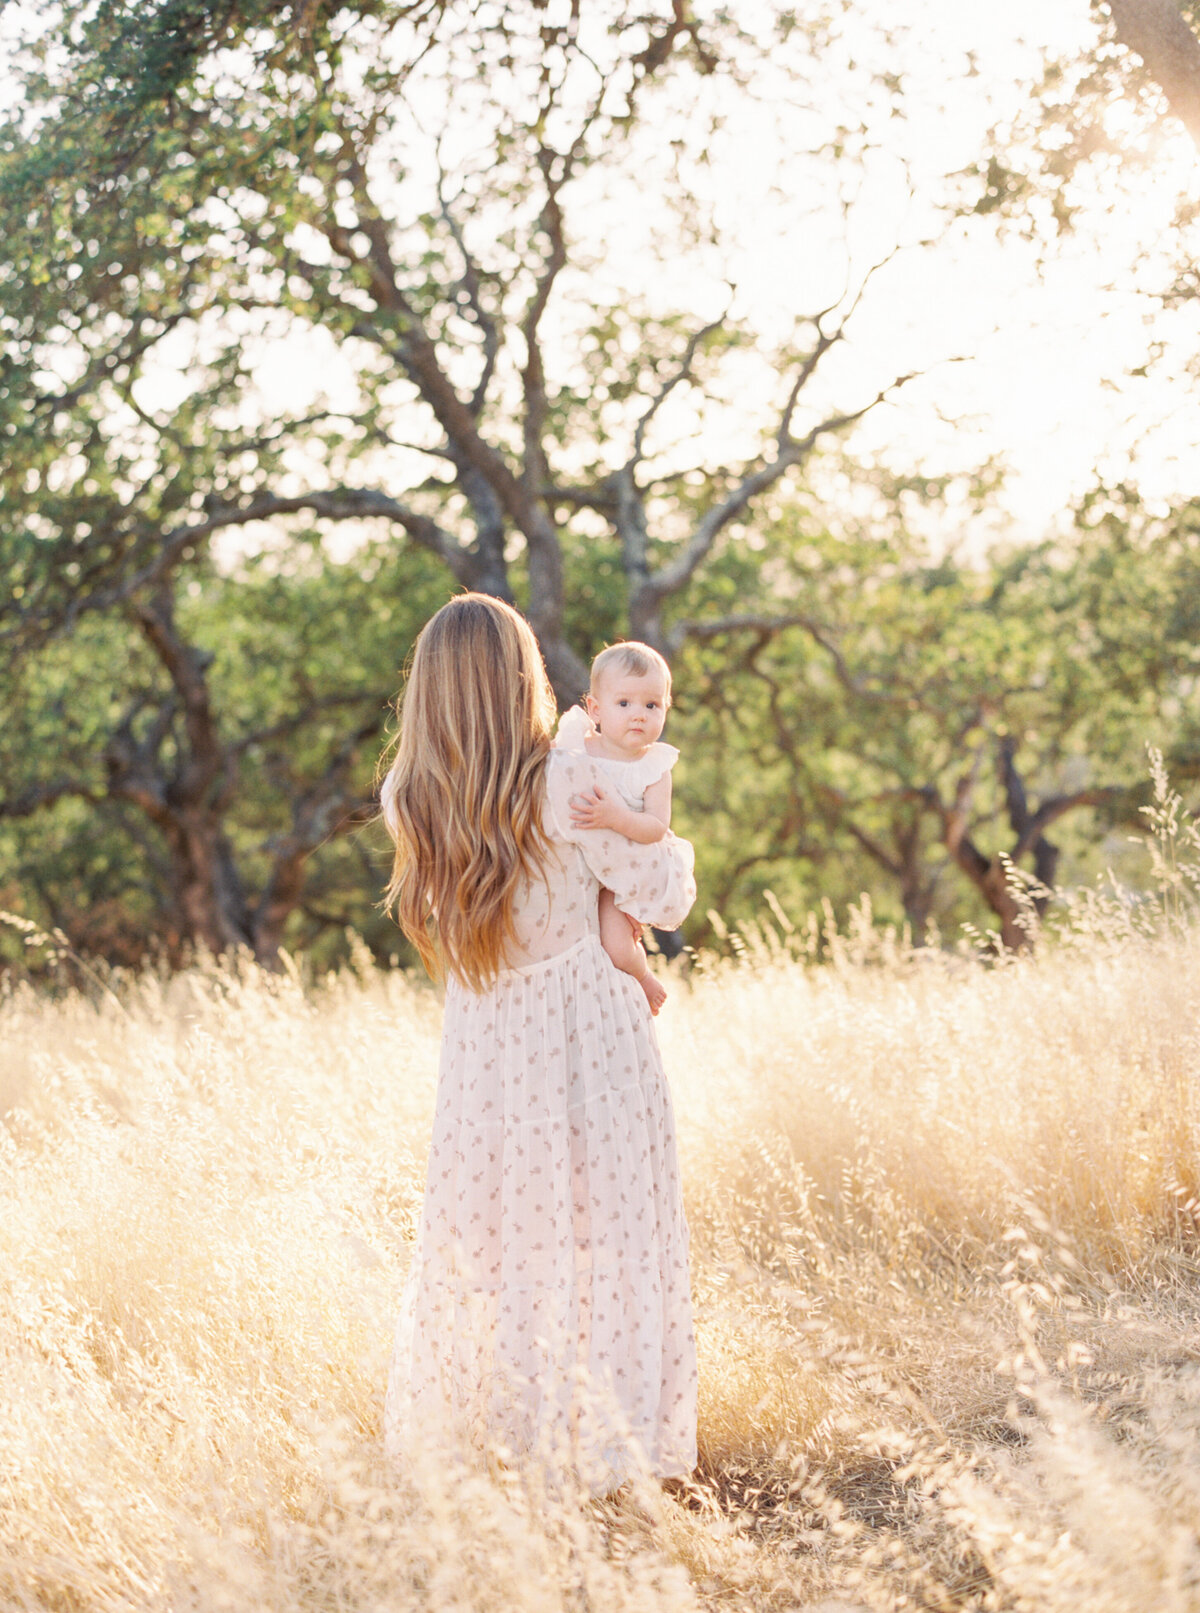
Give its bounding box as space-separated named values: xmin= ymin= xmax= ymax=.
xmin=1 ymin=0 xmax=909 ymax=697
xmin=2 ymin=0 xmax=1198 ymax=968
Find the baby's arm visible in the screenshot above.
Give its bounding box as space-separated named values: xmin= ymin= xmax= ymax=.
xmin=642 ymin=772 xmax=672 ymax=833
xmin=568 ymin=782 xmax=668 ymax=843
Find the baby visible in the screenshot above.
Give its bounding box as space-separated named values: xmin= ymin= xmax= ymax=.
xmin=560 ymin=641 xmax=678 ymax=1015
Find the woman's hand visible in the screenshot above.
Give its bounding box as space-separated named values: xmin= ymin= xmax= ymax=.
xmin=568 ymin=784 xmax=627 ymax=833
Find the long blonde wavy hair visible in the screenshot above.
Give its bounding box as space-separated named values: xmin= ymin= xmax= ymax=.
xmin=380 ymin=594 xmax=558 ymax=990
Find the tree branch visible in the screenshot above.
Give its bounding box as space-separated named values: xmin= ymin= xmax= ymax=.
xmin=813 ymin=781 xmax=905 ymax=877
xmin=1013 ymin=785 xmax=1126 ymax=860
xmin=520 ymin=76 xmax=603 ymax=495
xmin=628 ymin=311 xmax=728 ymax=471
xmin=633 ymin=0 xmax=719 ymax=78
xmin=32 ymin=307 xmax=195 ymax=420
xmin=129 ymin=589 xmax=229 ymax=808
xmin=0 ymin=778 xmax=97 ymax=818
xmin=520 ymin=146 xmax=569 ymax=497
xmin=640 ymin=373 xmax=914 ymax=617
xmin=607 ymin=310 xmax=731 ymax=607
xmin=252 ymin=706 xmax=388 ymax=952
xmin=45 ymin=486 xmax=471 ymax=631
xmin=666 ymin=610 xmax=910 ymax=705
xmin=940 ymin=742 xmax=987 ymax=864
xmin=435 ymin=152 xmax=501 ymax=417
xmin=547 ymin=481 xmax=620 ymax=513
xmin=230 ymin=689 xmax=385 ymax=756
xmin=320 ymin=151 xmax=537 ymax=530
xmin=998 ymin=732 xmax=1031 ymax=839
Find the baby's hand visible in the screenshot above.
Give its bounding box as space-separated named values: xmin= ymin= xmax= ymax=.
xmin=568 ymin=784 xmax=625 ymax=832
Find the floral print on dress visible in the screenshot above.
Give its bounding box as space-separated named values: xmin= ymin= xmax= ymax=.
xmin=384 ymin=749 xmax=698 ymax=1491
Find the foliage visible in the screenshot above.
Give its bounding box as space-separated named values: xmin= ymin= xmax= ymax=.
xmin=0 ymin=536 xmax=450 ymax=968
xmin=0 ymin=0 xmax=927 ymax=956
xmin=2 ymin=0 xmax=1198 ymax=962
xmin=670 ymin=481 xmax=1200 ymax=943
xmin=0 ymin=0 xmax=880 ymax=698
xmin=5 ymin=478 xmax=1197 ymax=966
xmin=959 ymin=1 xmax=1200 ymax=230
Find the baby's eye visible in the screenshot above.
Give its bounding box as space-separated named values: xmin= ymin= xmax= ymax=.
xmin=617 ymin=699 xmax=628 ymax=706
xmin=647 ymin=701 xmax=659 ymax=709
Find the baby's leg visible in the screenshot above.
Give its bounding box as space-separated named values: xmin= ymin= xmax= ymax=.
xmin=597 ymin=887 xmax=667 ymax=1015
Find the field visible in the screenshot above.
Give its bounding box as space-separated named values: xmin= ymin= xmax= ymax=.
xmin=5 ymin=901 xmax=1200 ymax=1612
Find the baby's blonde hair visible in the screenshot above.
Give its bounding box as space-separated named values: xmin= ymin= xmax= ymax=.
xmin=380 ymin=593 xmax=556 ymax=990
xmin=590 ymin=641 xmax=673 ymax=703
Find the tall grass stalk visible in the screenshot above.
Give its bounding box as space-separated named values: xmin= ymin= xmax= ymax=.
xmin=4 ymin=796 xmax=1200 ymax=1610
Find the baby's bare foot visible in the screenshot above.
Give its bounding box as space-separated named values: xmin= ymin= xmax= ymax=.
xmin=639 ymin=972 xmax=668 ymax=1016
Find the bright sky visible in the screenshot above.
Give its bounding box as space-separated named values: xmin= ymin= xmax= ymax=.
xmin=3 ymin=0 xmax=1199 ymax=550
xmin=600 ymin=0 xmax=1200 ymax=544
xmin=833 ymin=0 xmax=1200 ymax=538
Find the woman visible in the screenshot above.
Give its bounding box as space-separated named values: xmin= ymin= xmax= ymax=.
xmin=380 ymin=594 xmax=697 ymax=1493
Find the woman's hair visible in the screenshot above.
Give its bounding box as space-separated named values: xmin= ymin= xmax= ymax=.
xmin=380 ymin=593 xmax=557 ymax=990
xmin=589 ymin=640 xmax=672 ymax=703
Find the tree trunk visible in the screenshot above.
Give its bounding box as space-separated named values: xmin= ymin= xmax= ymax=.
xmin=161 ymin=810 xmax=255 ymax=958
xmin=102 ymin=588 xmax=386 ymax=968
xmin=1107 ymin=0 xmax=1200 ymax=143
xmin=979 ymin=857 xmax=1030 ymax=952
xmin=540 ymin=634 xmax=591 ymax=709
xmin=894 ymin=814 xmax=936 ymax=944
xmin=901 ymin=886 xmax=937 ymax=945
xmin=251 ymin=858 xmax=305 ymax=967
xmin=943 ymin=822 xmax=1032 ymax=951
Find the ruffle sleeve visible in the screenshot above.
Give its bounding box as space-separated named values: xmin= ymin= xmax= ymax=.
xmin=554 ymin=704 xmax=595 ymax=751
xmin=625 ymin=740 xmax=679 ymax=796
xmin=543 ymin=750 xmax=696 ymax=931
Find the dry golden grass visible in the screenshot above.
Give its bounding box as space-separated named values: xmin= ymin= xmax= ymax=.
xmin=6 ymin=895 xmax=1200 ymax=1611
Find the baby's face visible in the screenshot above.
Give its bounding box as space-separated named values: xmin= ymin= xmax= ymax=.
xmin=586 ymin=669 xmax=669 ymax=756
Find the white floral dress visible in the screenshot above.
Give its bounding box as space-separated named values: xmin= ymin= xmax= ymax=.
xmin=383 ymin=748 xmax=698 ymax=1491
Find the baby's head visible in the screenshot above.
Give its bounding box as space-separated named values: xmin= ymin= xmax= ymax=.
xmin=585 ymin=641 xmax=672 ymax=752
xmin=590 ymin=641 xmax=673 ymax=702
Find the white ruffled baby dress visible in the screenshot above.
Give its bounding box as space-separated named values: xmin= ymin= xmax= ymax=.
xmin=554 ymin=705 xmax=678 ymax=812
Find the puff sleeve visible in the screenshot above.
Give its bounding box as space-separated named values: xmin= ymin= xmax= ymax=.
xmin=543 ymin=749 xmax=696 ymax=931
xmin=553 ymin=703 xmax=596 ymax=750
